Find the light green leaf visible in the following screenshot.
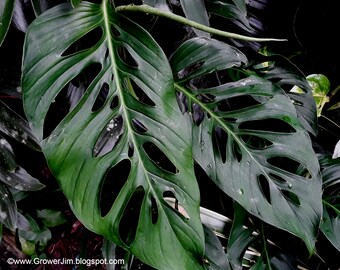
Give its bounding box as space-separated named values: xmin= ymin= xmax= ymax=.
xmin=18 ymin=214 xmax=51 ymax=253
xmin=22 ymin=2 xmax=204 ymax=269
xmin=171 ymin=37 xmax=322 ymax=253
xmin=71 ymin=0 xmax=82 ymax=8
xmin=307 ymin=74 xmax=330 ymax=117
xmin=36 ymin=209 xmax=67 ymax=227
xmin=180 ymin=0 xmax=210 ymax=37
xmin=0 ymin=0 xmax=15 ymax=46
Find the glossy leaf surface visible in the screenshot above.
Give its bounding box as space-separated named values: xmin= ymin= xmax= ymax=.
xmin=0 ymin=0 xmax=15 ymax=46
xmin=171 ymin=37 xmax=322 ymax=252
xmin=319 ymin=154 xmax=340 ymax=251
xmin=22 ymin=2 xmax=204 ymax=269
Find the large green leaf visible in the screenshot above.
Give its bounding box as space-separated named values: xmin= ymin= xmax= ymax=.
xmin=22 ymin=2 xmax=204 ymax=269
xmin=318 ymin=154 xmax=340 ymax=251
xmin=180 ymin=0 xmax=210 ymax=37
xmin=227 ymin=203 xmax=298 ymax=270
xmin=207 ymin=0 xmax=255 ymax=35
xmin=0 ymin=0 xmax=15 ymax=46
xmin=171 ymin=37 xmax=322 ymax=252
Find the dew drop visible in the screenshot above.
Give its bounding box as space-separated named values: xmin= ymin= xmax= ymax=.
xmin=237 ymin=188 xmax=244 ymax=195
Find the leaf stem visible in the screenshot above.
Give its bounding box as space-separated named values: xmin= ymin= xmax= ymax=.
xmin=115 ymin=4 xmax=287 ymax=42
xmin=322 ymin=199 xmax=340 ymax=215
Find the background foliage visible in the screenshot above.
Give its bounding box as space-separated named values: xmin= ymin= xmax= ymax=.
xmin=0 ymin=0 xmax=339 ymax=269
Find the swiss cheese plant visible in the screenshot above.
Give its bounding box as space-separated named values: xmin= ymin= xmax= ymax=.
xmin=3 ymin=0 xmax=331 ymax=268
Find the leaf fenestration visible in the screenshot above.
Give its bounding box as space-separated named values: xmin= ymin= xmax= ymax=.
xmin=22 ymin=2 xmax=204 ymax=269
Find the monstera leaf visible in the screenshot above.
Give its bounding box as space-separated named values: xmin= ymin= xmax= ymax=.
xmin=0 ymin=0 xmax=15 ymax=46
xmin=251 ymin=54 xmax=318 ymax=136
xmin=171 ymin=37 xmax=322 ymax=252
xmin=227 ymin=203 xmax=299 ymax=270
xmin=318 ymin=154 xmax=340 ymax=251
xmin=22 ymin=2 xmax=204 ymax=269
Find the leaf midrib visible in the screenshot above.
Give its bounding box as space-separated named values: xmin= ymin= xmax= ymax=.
xmin=101 ymin=0 xmax=158 ymax=197
xmin=175 ymin=83 xmax=271 ymax=181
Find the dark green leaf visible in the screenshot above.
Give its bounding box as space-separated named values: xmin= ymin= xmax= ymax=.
xmin=22 ymin=2 xmax=204 ymax=269
xmin=204 ymin=225 xmax=231 ymax=270
xmin=18 ymin=214 xmax=52 ymax=251
xmin=227 ymin=203 xmax=256 ymax=269
xmin=0 ymin=0 xmax=15 ymax=46
xmin=0 ymin=165 xmax=44 ymax=191
xmin=36 ymin=209 xmax=67 ymax=227
xmin=180 ymin=0 xmax=210 ymax=37
xmin=0 ymin=101 xmax=41 ymax=151
xmin=318 ymin=154 xmax=340 ymax=251
xmin=207 ymin=0 xmax=255 ymax=34
xmin=71 ymin=0 xmax=82 ymax=8
xmin=171 ymin=38 xmax=322 ymax=253
xmin=0 ymin=135 xmax=17 ymax=172
xmin=251 ymin=55 xmax=318 ymax=135
xmin=102 ymin=238 xmax=134 ymax=270
xmin=0 ymin=182 xmax=17 ymax=230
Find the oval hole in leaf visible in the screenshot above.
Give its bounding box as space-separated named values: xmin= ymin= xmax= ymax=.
xmin=66 ymin=79 xmax=86 ymax=111
xmin=258 ymin=174 xmax=271 ymax=205
xmin=125 ymin=79 xmax=156 ymax=107
xmin=269 ymin=173 xmax=287 ymax=185
xmin=128 ymin=142 xmax=134 ymax=158
xmin=117 ymin=46 xmax=138 ymax=68
xmin=281 ymin=190 xmax=300 ymax=206
xmin=43 ymin=63 xmax=102 ymax=139
xmin=92 ymin=82 xmax=109 ymax=112
xmin=233 ymin=141 xmax=242 ymax=162
xmin=110 ymin=95 xmax=119 ymax=110
xmin=99 ymin=159 xmax=131 ymax=217
xmin=241 ymin=135 xmax=273 ymax=150
xmin=118 ymin=186 xmax=145 ymax=246
xmin=131 ymin=119 xmax=148 ymax=134
xmin=61 ymin=27 xmax=103 ymax=57
xmin=217 ymin=95 xmax=261 ymax=112
xmin=142 ymin=142 xmax=178 ymax=174
xmin=150 ymin=196 xmax=158 ymax=225
xmin=239 ymin=119 xmax=296 ymax=133
xmin=213 ymin=126 xmax=228 ymax=163
xmin=192 ymin=102 xmax=204 ymax=126
xmin=267 ymin=157 xmax=310 ymax=178
xmin=163 ymin=191 xmax=190 ymax=220
xmin=175 ymin=91 xmax=188 ymax=114
xmin=93 ymin=115 xmax=124 ymax=157
xmin=176 ymin=61 xmax=205 ymax=80
xmin=111 ymin=25 xmax=120 ymax=38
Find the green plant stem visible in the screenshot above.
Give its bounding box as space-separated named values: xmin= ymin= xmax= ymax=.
xmin=323 ymin=200 xmax=340 ymax=215
xmin=115 ymin=4 xmax=287 ymax=42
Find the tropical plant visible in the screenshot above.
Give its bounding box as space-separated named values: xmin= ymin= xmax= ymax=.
xmin=1 ymin=0 xmax=340 ymax=269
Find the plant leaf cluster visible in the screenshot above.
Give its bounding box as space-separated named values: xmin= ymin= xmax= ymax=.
xmin=1 ymin=0 xmax=339 ymax=269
